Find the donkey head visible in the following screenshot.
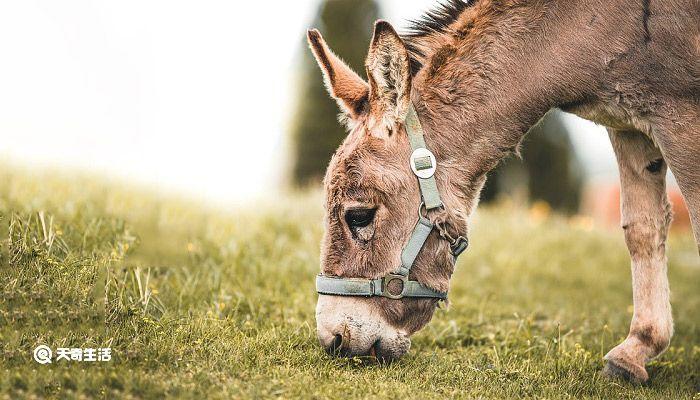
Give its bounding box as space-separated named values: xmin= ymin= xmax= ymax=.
xmin=309 ymin=21 xmax=472 ymax=361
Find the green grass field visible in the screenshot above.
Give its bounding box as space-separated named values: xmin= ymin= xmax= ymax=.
xmin=1 ymin=166 xmax=698 ymax=399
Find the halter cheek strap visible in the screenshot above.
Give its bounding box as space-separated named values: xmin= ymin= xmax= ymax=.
xmin=405 ymin=105 xmax=442 ymax=210
xmin=315 ymin=102 xmax=468 ymax=300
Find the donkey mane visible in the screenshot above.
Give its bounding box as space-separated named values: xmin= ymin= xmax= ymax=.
xmin=402 ymin=0 xmax=474 ymax=76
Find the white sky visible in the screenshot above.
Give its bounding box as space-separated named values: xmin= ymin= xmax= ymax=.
xmin=0 ymin=0 xmax=616 ymax=206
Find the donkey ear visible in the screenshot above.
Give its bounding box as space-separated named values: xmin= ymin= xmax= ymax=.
xmin=307 ymin=29 xmax=370 ymax=120
xmin=365 ymin=20 xmax=412 ymax=129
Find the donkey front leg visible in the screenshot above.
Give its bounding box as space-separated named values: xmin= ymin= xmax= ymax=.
xmin=603 ymin=129 xmax=674 ymax=383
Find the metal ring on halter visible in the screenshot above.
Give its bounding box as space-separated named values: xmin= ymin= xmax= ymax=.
xmin=418 ymin=202 xmax=428 ymax=219
xmin=418 ymin=201 xmax=446 ymax=220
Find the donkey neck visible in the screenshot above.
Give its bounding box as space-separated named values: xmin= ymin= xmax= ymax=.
xmin=408 ymin=0 xmax=634 ymax=180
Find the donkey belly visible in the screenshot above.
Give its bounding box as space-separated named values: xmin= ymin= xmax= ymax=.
xmin=564 ymin=102 xmax=653 ymax=136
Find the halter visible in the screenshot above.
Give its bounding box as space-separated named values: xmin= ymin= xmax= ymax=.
xmin=315 ymin=102 xmax=469 ymax=300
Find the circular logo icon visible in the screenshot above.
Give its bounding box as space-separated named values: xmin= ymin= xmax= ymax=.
xmin=33 ymin=345 xmax=52 ymax=364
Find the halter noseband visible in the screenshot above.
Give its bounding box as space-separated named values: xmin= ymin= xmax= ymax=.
xmin=315 ymin=102 xmax=468 ymax=300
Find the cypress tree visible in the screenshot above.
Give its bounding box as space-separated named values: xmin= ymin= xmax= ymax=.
xmin=481 ymin=110 xmax=583 ymax=213
xmin=290 ymin=0 xmax=379 ymax=186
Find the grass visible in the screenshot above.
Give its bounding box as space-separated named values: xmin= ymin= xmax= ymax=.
xmin=0 ymin=166 xmax=698 ymax=399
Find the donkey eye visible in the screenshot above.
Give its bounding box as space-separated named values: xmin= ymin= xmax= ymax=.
xmin=344 ymin=208 xmax=376 ymax=229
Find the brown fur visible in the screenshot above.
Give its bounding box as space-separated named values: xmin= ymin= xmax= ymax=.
xmin=631 ymin=324 xmax=669 ymax=355
xmin=307 ymin=29 xmax=369 ymax=118
xmin=309 ymin=0 xmax=699 ymax=373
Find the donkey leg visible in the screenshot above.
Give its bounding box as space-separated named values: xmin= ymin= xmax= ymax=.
xmin=602 ymin=129 xmax=673 ymax=383
xmin=652 ymin=123 xmax=700 ymax=252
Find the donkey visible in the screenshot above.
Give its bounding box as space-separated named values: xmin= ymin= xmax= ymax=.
xmin=309 ymin=0 xmax=699 ymax=382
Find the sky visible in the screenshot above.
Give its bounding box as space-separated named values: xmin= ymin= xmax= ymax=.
xmin=0 ymin=0 xmax=617 ymax=205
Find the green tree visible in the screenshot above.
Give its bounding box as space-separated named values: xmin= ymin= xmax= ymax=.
xmin=481 ymin=110 xmax=583 ymax=213
xmin=289 ymin=0 xmax=379 ymax=186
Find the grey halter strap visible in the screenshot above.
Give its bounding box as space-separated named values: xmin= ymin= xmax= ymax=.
xmin=315 ymin=103 xmax=468 ymax=300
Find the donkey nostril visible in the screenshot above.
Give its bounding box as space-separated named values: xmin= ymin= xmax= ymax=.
xmin=328 ymin=334 xmax=343 ymax=353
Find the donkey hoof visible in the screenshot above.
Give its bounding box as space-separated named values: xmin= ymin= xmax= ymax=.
xmin=601 ymin=359 xmax=648 ymax=384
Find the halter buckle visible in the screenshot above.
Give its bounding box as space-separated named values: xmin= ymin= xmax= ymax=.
xmin=380 ymin=274 xmax=408 ymax=299
xmin=450 ymin=236 xmax=469 ymax=257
